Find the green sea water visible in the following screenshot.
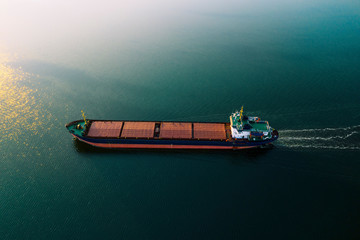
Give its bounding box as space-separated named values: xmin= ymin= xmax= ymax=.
xmin=1 ymin=0 xmax=360 ymax=239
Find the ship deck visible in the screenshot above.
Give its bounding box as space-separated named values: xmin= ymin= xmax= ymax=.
xmin=247 ymin=121 xmax=269 ymax=131
xmin=84 ymin=120 xmax=232 ymax=142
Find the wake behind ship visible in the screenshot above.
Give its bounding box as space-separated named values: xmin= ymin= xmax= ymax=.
xmin=66 ymin=108 xmax=278 ymax=150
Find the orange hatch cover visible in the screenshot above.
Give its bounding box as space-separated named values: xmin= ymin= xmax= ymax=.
xmin=193 ymin=123 xmax=226 ymax=140
xmin=121 ymin=121 xmax=155 ymax=138
xmin=159 ymin=122 xmax=192 ymax=139
xmin=87 ymin=121 xmax=123 ymax=138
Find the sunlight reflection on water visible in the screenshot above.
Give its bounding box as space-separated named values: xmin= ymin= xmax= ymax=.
xmin=0 ymin=54 xmax=45 ymax=144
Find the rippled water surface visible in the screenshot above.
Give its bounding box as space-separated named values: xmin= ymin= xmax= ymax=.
xmin=1 ymin=0 xmax=360 ymax=239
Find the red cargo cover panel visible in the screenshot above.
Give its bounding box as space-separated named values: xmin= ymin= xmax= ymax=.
xmin=87 ymin=121 xmax=123 ymax=138
xmin=193 ymin=123 xmax=226 ymax=140
xmin=159 ymin=122 xmax=192 ymax=139
xmin=121 ymin=122 xmax=155 ymax=138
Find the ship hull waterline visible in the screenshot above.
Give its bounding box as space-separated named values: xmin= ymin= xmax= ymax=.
xmin=71 ymin=134 xmax=277 ymax=150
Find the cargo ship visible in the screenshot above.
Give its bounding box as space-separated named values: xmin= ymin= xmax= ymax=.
xmin=66 ymin=108 xmax=278 ymax=150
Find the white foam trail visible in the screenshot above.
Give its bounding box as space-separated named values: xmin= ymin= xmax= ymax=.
xmin=278 ymin=144 xmax=360 ymax=150
xmin=280 ymin=125 xmax=360 ymax=133
xmin=278 ymin=125 xmax=360 ymax=150
xmin=280 ymin=131 xmax=358 ymax=141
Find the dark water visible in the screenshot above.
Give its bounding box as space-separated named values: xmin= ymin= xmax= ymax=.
xmin=1 ymin=0 xmax=360 ymax=239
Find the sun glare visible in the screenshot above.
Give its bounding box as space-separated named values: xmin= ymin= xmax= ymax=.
xmin=0 ymin=54 xmax=43 ymax=143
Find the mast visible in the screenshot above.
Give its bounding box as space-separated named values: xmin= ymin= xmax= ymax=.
xmin=239 ymin=106 xmax=244 ymax=126
xmin=81 ymin=110 xmax=89 ymax=125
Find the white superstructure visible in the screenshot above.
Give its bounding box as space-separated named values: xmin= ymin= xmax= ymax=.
xmin=229 ymin=108 xmax=272 ymax=141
